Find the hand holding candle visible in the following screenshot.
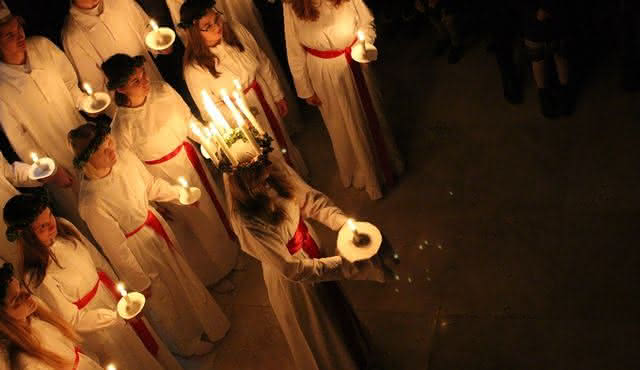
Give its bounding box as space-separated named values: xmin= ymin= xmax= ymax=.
xmin=117 ymin=283 xmax=131 ymax=304
xmin=145 ymin=18 xmax=175 ymax=52
xmin=351 ymin=29 xmax=378 ymax=63
xmin=177 ymin=176 xmax=201 ymax=205
xmin=30 ymin=152 xmax=40 ymax=166
xmin=347 ymin=218 xmax=370 ymax=246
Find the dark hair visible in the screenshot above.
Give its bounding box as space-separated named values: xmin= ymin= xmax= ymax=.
xmin=283 ymin=0 xmax=350 ymax=21
xmin=68 ymin=122 xmax=111 ymax=169
xmin=101 ymin=54 xmax=145 ymax=107
xmin=0 ymin=263 xmax=13 ymax=306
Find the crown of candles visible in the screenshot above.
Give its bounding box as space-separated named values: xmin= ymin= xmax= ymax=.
xmin=192 ymin=82 xmax=273 ymax=174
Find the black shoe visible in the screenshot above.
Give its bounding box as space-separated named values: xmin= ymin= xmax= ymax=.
xmin=556 ymin=85 xmax=573 ymax=116
xmin=538 ymin=88 xmax=557 ymax=119
xmin=447 ymin=46 xmax=463 ymax=64
xmin=433 ymin=39 xmax=449 ymax=57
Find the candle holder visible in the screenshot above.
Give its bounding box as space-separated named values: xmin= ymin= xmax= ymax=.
xmin=179 ymin=186 xmax=201 ymax=205
xmin=80 ymin=92 xmax=112 ymax=114
xmin=116 ymin=292 xmax=146 ymax=320
xmin=145 ymin=27 xmax=176 ymax=51
xmin=337 ymin=221 xmax=382 ymax=263
xmin=28 ymin=157 xmax=56 ymax=181
xmin=351 ymin=40 xmax=378 ymax=64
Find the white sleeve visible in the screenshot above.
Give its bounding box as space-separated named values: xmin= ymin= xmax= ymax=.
xmin=34 ymin=275 xmax=117 ymax=333
xmin=236 ymin=24 xmax=284 ymax=101
xmin=0 ymin=100 xmax=46 ymax=163
xmin=80 ymin=204 xmax=151 ymax=292
xmin=283 ymin=4 xmax=314 ymax=99
xmin=62 ymin=33 xmax=107 ymax=100
xmin=0 ymin=152 xmax=40 ymax=188
xmin=354 ymin=0 xmax=376 ymax=43
xmin=43 ymin=38 xmax=86 ymax=109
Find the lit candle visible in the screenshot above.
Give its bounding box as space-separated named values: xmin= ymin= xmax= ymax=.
xmin=30 ymin=152 xmax=40 ymax=166
xmin=221 ymin=89 xmax=260 ymax=152
xmin=357 ymin=30 xmax=366 ymax=49
xmin=190 ymin=122 xmax=219 ymax=165
xmin=82 ymin=82 xmax=94 ymax=98
xmin=209 ymin=124 xmax=238 ymax=166
xmin=106 ymin=364 xmax=117 ymax=370
xmin=116 ymin=283 xmax=131 ymax=304
xmin=347 ymin=218 xmax=358 ymax=236
xmin=177 ymin=176 xmax=189 ymax=189
xmin=233 ymin=79 xmax=243 ymax=91
xmin=150 ymin=19 xmax=159 ymax=32
xmin=201 ymin=90 xmax=232 ymax=134
xmin=232 ymin=91 xmax=264 ymax=135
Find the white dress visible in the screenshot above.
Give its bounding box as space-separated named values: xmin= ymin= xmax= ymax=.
xmin=0 ymin=36 xmax=88 ymax=236
xmin=16 ymin=316 xmax=103 ymax=370
xmin=28 ymin=219 xmax=181 ymax=370
xmin=225 ymin=162 xmax=383 ymax=370
xmin=78 ymin=150 xmax=230 ymax=356
xmin=62 ymin=0 xmax=163 ymax=117
xmin=284 ymin=0 xmax=403 ymax=199
xmin=184 ymin=23 xmax=307 ymax=175
xmin=112 ymin=81 xmax=238 ymax=286
xmin=0 ymin=152 xmax=40 ymax=269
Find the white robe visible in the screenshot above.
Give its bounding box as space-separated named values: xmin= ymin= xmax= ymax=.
xmin=62 ymin=0 xmax=163 ymax=117
xmin=16 ymin=316 xmax=102 ymax=370
xmin=0 ymin=36 xmax=89 ymax=237
xmin=225 ymin=162 xmax=383 ymax=370
xmin=0 ymin=153 xmax=40 ymax=269
xmin=184 ymin=23 xmax=307 ymax=175
xmin=284 ymin=0 xmax=403 ymax=199
xmin=112 ymin=81 xmax=238 ymax=286
xmin=78 ymin=150 xmax=230 ymax=356
xmin=28 ymin=219 xmax=181 ymax=370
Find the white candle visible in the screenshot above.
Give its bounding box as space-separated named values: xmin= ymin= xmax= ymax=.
xmin=150 ymin=19 xmax=159 ymax=32
xmin=30 ymin=152 xmax=40 ymax=165
xmin=346 ymin=218 xmax=358 ymax=235
xmin=209 ymin=124 xmax=238 ymax=166
xmin=221 ymin=89 xmax=260 ymax=152
xmin=201 ymin=90 xmax=232 ymax=134
xmin=357 ymin=30 xmax=366 ymax=49
xmin=233 ymin=79 xmax=243 ymax=91
xmin=82 ymin=82 xmax=94 ymax=98
xmin=190 ymin=122 xmax=219 ymax=165
xmin=106 ymin=364 xmax=117 ymax=370
xmin=116 ymin=283 xmax=130 ymax=304
xmin=232 ymin=91 xmax=264 ymax=135
xmin=177 ymin=176 xmax=189 ymax=189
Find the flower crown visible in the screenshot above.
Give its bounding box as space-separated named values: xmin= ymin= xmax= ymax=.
xmin=217 ymin=126 xmax=274 ymax=174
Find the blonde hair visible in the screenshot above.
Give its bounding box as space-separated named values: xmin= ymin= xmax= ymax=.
xmin=1 ymin=301 xmax=81 ymax=368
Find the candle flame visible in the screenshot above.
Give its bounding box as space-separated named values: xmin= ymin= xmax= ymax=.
xmin=30 ymin=152 xmax=39 ymax=163
xmin=150 ymin=19 xmax=159 ymax=32
xmin=346 ymin=218 xmax=357 ymax=233
xmin=116 ymin=283 xmax=127 ymax=298
xmin=201 ymin=90 xmax=231 ymax=133
xmin=190 ymin=122 xmax=203 ymax=138
xmin=233 ymin=79 xmax=242 ymax=91
xmin=357 ymin=30 xmax=365 ymax=42
xmin=106 ymin=365 xmax=117 ymax=370
xmin=82 ymin=82 xmax=93 ymax=96
xmin=177 ymin=176 xmax=189 ymax=188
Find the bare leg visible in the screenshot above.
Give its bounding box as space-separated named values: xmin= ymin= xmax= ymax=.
xmin=554 ymin=54 xmax=569 ymax=86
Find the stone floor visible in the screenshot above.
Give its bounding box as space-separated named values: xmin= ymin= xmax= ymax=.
xmin=182 ymin=20 xmax=640 ymax=370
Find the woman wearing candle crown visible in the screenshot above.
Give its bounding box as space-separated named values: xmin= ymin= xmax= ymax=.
xmin=102 ymin=53 xmax=240 ymax=291
xmin=0 ymin=262 xmax=103 ymax=369
xmin=284 ymin=0 xmax=404 ymax=200
xmin=224 ymin=145 xmax=385 ymax=369
xmin=180 ymin=0 xmax=308 ymax=176
xmin=68 ymin=122 xmax=230 ymax=356
xmin=2 ymin=192 xmax=181 ymax=369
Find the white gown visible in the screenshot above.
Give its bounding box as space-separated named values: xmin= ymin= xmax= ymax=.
xmin=184 ymin=23 xmax=307 ymax=175
xmin=16 ymin=316 xmax=103 ymax=370
xmin=78 ymin=150 xmax=230 ymax=356
xmin=0 ymin=153 xmax=40 ymax=269
xmin=225 ymin=162 xmax=383 ymax=370
xmin=0 ymin=36 xmax=89 ymax=236
xmin=112 ymin=81 xmax=238 ymax=286
xmin=62 ymin=0 xmax=163 ymax=117
xmin=284 ymin=0 xmax=403 ymax=200
xmin=28 ymin=219 xmax=181 ymax=370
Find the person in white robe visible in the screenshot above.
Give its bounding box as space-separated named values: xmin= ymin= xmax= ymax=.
xmin=0 ymin=14 xmax=90 ymax=237
xmin=69 ymin=123 xmax=230 ymax=356
xmin=284 ymin=0 xmax=404 ymax=200
xmin=62 ymin=0 xmax=168 ymax=117
xmin=103 ymin=53 xmax=239 ymax=289
xmin=179 ymin=1 xmax=307 ymax=175
xmin=167 ymin=0 xmax=304 ymax=134
xmin=0 ymin=262 xmax=103 ymax=370
xmin=2 ymin=193 xmax=181 ymax=370
xmin=224 ymin=156 xmax=385 ymax=370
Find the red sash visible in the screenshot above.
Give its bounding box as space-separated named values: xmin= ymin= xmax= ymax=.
xmin=243 ymin=80 xmax=293 ymax=167
xmin=144 ymin=141 xmax=236 ymax=241
xmin=72 ymin=347 xmax=81 ymax=370
xmin=286 ymin=215 xmax=321 ymax=258
xmin=73 ymin=270 xmax=159 ymax=357
xmin=126 ymin=210 xmax=175 ymax=253
xmin=303 ymin=38 xmax=396 ymax=187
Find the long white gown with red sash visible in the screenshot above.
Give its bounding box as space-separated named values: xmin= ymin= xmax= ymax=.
xmin=184 ymin=23 xmax=308 ymax=176
xmin=112 ymin=81 xmax=238 ymax=286
xmin=16 ymin=315 xmax=102 ymax=370
xmin=78 ymin=150 xmax=230 ymax=356
xmin=284 ymin=0 xmax=403 ymax=200
xmin=28 ymin=219 xmax=180 ymax=370
xmin=224 ymin=161 xmax=384 ymax=370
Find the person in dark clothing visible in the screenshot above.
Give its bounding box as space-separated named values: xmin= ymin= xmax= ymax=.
xmin=426 ymin=0 xmax=463 ymax=64
xmin=522 ymin=0 xmax=572 ymax=118
xmin=619 ymin=0 xmax=640 ymax=92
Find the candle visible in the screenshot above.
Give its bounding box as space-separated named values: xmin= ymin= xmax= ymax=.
xmin=357 ymin=30 xmax=366 ymax=49
xmin=232 ymin=91 xmax=264 ymax=135
xmin=116 ymin=283 xmax=131 ymax=304
xmin=347 ymin=218 xmax=358 ymax=236
xmin=233 ymin=79 xmax=243 ymax=91
xmin=106 ymin=364 xmax=117 ymax=370
xmin=209 ymin=124 xmax=238 ymax=166
xmin=150 ymin=19 xmax=159 ymax=32
xmin=220 ymin=89 xmax=260 ymax=152
xmin=177 ymin=176 xmax=189 ymax=189
xmin=201 ymin=90 xmax=232 ymax=134
xmin=30 ymin=152 xmax=40 ymax=165
xmin=82 ymin=82 xmax=94 ymax=98
xmin=201 ymin=127 xmax=220 ymax=165
xmin=190 ymin=122 xmax=219 ymax=165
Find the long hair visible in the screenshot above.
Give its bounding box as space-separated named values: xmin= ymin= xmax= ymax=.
xmin=0 ymin=301 xmax=81 ymax=369
xmin=183 ymin=14 xmax=245 ymax=78
xmin=284 ymin=0 xmax=350 ymax=21
xmin=18 ymin=218 xmax=81 ymax=291
xmin=227 ymin=165 xmax=295 ymax=226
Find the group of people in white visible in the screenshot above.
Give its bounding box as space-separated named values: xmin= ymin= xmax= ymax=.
xmin=0 ymin=0 xmax=399 ymax=369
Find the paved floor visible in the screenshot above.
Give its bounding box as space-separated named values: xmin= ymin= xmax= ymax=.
xmin=182 ymin=18 xmax=640 ymax=370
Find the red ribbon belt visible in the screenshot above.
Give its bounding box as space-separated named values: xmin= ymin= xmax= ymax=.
xmin=144 ymin=141 xmax=236 ymax=241
xmin=303 ymin=38 xmax=396 ymax=187
xmin=243 ymin=80 xmax=293 ymax=167
xmin=73 ymin=347 xmax=82 ymax=370
xmin=73 ymin=270 xmax=159 ymax=357
xmin=126 ymin=210 xmax=177 ymax=254
xmin=286 ymin=215 xmax=321 ymax=258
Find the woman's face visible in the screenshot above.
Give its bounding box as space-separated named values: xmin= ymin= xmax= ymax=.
xmin=3 ymin=278 xmax=37 ymax=322
xmin=88 ymin=135 xmax=117 ymax=170
xmin=197 ymin=11 xmax=223 ymax=47
xmin=73 ymin=0 xmax=102 ymax=10
xmin=31 ymin=207 xmax=57 ymax=247
xmin=0 ymin=17 xmax=26 ymax=60
xmin=116 ymin=66 xmax=150 ymax=103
